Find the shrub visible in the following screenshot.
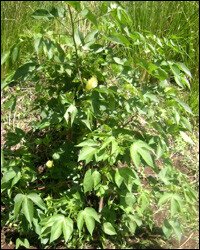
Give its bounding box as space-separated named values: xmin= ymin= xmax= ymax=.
xmin=1 ymin=2 xmax=197 ymax=248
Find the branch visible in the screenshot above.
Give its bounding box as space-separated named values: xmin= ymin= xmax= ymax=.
xmin=67 ymin=5 xmax=84 ymax=86
xmin=178 ymin=233 xmax=194 ymax=249
xmin=98 ymin=197 xmax=104 ymax=212
xmin=120 ymin=115 xmax=135 ymax=128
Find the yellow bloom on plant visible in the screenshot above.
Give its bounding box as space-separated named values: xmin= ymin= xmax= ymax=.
xmin=46 ymin=160 xmax=53 ymax=168
xmin=85 ymin=76 xmax=98 ymax=91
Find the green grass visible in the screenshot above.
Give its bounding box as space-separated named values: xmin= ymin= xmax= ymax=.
xmin=1 ymin=1 xmax=58 ymax=51
xmin=125 ymin=1 xmax=199 ymax=115
xmin=1 ymin=1 xmax=199 ymax=114
xmin=1 ymin=1 xmax=62 ymax=78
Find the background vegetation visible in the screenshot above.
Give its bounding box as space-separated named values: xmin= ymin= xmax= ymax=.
xmin=1 ymin=1 xmax=199 ymax=114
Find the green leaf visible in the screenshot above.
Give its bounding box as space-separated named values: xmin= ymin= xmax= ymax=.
xmin=1 ymin=71 xmax=15 ymax=90
xmin=74 ymin=28 xmax=83 ymax=47
xmin=125 ymin=193 xmax=136 ymax=206
xmin=14 ymin=194 xmax=24 ymax=218
xmin=42 ymin=215 xmax=63 ymax=227
xmin=50 ymin=220 xmax=63 ymax=243
xmin=50 ymin=6 xmax=65 ymax=18
xmin=158 ymin=193 xmax=173 ymax=206
xmin=82 ymin=117 xmax=92 ymax=130
xmin=128 ymin=221 xmax=137 ymax=234
xmin=170 ymin=198 xmax=180 ymax=217
xmin=16 ymin=238 xmax=30 ymax=249
xmin=95 ymin=149 xmax=109 ymax=162
xmin=135 ymin=140 xmax=154 ymax=152
xmin=180 ymin=131 xmax=194 ymax=145
xmin=170 ymin=64 xmax=180 ymax=77
xmin=132 ymin=214 xmax=142 ymax=226
xmin=158 ymin=167 xmax=170 ymax=185
xmin=174 ymin=75 xmax=184 ymax=88
xmin=1 ymin=170 xmax=16 ymax=184
xmin=173 ymin=97 xmax=193 ymax=115
xmin=64 ymin=104 xmax=78 ymax=126
xmin=124 ymin=177 xmax=133 ymax=192
xmin=76 ymin=139 xmax=99 ymax=147
xmin=177 ymin=63 xmax=192 ymax=78
xmin=84 ymin=30 xmax=98 ymax=44
xmin=11 ymin=172 xmax=21 ymax=187
xmin=113 ymin=57 xmax=125 ymax=65
xmin=181 ymin=76 xmax=190 ymax=89
xmin=84 ymin=213 xmax=95 ymax=236
xmin=37 ymin=121 xmax=50 ymax=130
xmin=155 ymin=68 xmax=168 ymax=80
xmin=34 ymin=34 xmax=43 ymax=54
xmin=77 ymin=208 xmax=100 ymax=236
xmin=27 ymin=193 xmax=46 ymax=210
xmin=22 ymin=196 xmax=34 ymax=225
xmin=138 ymin=192 xmax=149 ymax=212
xmin=62 ymin=218 xmax=73 ymax=243
xmin=24 ymin=239 xmax=30 ymax=248
xmin=13 ymin=62 xmax=36 ymax=81
xmin=137 ymin=148 xmax=154 ymax=168
xmin=156 ymin=142 xmax=163 ymax=159
xmin=111 ymin=140 xmax=119 ymax=155
xmin=16 ymin=238 xmax=22 ymax=249
xmin=33 ymin=218 xmax=41 ymax=236
xmin=99 ymin=136 xmax=114 ymax=151
xmin=32 ymin=9 xmax=53 ymax=20
xmin=85 ymin=207 xmax=100 ymax=222
xmin=78 ymin=146 xmax=96 ymax=164
xmin=119 ymin=168 xmax=136 ymax=181
xmin=90 ymin=44 xmax=104 ymax=53
xmin=67 ymin=1 xmax=81 ymax=12
xmin=169 ymin=220 xmax=182 ymax=242
xmin=130 ymin=145 xmax=141 ymax=168
xmin=3 ymin=96 xmax=17 ymax=112
xmin=92 ymin=170 xmax=101 ymax=188
xmin=103 ymin=222 xmax=117 ymax=235
xmin=107 ymin=33 xmax=130 ymax=46
xmin=77 ymin=211 xmax=84 ymax=232
xmin=1 ymin=51 xmax=10 ymax=65
xmin=144 ymin=92 xmax=159 ymax=103
xmin=83 ymin=169 xmax=94 ymax=193
xmin=180 ymin=117 xmax=192 ymax=132
xmin=11 ymin=46 xmax=19 ymax=63
xmin=114 ymin=169 xmax=123 ymax=188
xmin=173 ymin=108 xmax=180 ymax=124
xmin=162 ymin=219 xmax=173 ymax=239
xmin=81 ymin=8 xmax=98 ymax=26
xmin=118 ymin=8 xmax=132 ymax=25
xmin=130 ymin=140 xmax=154 ymax=168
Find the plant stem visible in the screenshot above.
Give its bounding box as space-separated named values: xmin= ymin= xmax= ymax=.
xmin=98 ymin=197 xmax=104 ymax=212
xmin=67 ymin=5 xmax=84 ymax=86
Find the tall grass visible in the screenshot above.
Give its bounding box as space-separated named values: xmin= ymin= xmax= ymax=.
xmin=1 ymin=1 xmax=199 ymax=114
xmin=124 ymin=1 xmax=199 ymax=115
xmin=1 ymin=1 xmax=65 ymax=78
xmin=1 ymin=1 xmax=58 ymax=52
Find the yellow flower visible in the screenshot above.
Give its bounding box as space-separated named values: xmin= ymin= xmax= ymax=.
xmin=46 ymin=160 xmax=53 ymax=168
xmin=85 ymin=76 xmax=98 ymax=91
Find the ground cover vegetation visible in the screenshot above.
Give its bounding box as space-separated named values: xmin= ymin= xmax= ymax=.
xmin=1 ymin=1 xmax=199 ymax=249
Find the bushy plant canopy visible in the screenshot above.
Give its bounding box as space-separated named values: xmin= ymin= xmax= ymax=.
xmin=1 ymin=2 xmax=197 ymax=248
